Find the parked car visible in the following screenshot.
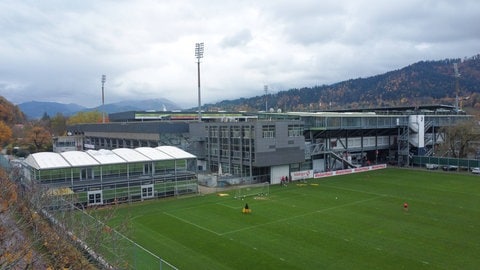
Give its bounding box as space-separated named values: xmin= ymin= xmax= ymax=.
xmin=442 ymin=165 xmax=458 ymax=171
xmin=471 ymin=167 xmax=480 ymax=174
xmin=425 ymin=164 xmax=439 ymax=170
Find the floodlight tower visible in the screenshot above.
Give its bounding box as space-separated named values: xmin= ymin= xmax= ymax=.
xmin=101 ymin=74 xmax=106 ymax=123
xmin=195 ymin=42 xmax=204 ymax=121
xmin=453 ymin=63 xmax=460 ymax=113
xmin=264 ymin=85 xmax=268 ymax=112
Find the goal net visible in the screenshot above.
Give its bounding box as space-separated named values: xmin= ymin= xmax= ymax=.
xmin=234 ymin=182 xmax=269 ymax=199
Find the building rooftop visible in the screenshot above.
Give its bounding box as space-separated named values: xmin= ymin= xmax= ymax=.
xmin=24 ymin=146 xmax=196 ymax=170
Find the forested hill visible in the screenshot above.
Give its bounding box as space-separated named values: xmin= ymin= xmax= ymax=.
xmin=0 ymin=96 xmax=26 ymax=125
xmin=203 ymin=54 xmax=480 ymax=112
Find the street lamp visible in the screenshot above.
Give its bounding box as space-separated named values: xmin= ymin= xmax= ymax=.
xmin=195 ymin=42 xmax=204 ymax=121
xmin=101 ymin=75 xmax=106 ymax=123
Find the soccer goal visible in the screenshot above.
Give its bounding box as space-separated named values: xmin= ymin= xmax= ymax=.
xmin=234 ymin=182 xmax=269 ymax=199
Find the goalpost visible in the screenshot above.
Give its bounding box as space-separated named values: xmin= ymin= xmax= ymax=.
xmin=234 ymin=182 xmax=269 ymax=199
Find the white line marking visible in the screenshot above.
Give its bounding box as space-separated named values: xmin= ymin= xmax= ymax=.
xmin=163 ymin=211 xmax=222 ymax=236
xmin=221 ymin=196 xmax=384 ymax=236
xmin=216 ymin=202 xmax=238 ymax=209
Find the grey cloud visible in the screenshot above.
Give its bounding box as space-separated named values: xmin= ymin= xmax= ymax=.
xmin=221 ymin=29 xmax=253 ymax=48
xmin=0 ymin=0 xmax=479 ymax=108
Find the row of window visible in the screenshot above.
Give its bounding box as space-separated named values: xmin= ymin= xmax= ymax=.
xmin=207 ymin=126 xmax=255 ymax=138
xmin=206 ymin=124 xmax=305 ymax=139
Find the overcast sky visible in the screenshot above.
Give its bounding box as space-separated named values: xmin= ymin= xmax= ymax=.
xmin=1 ymin=0 xmax=479 ymax=109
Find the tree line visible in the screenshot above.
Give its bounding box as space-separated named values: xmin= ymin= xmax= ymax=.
xmin=0 ymin=96 xmax=107 ymax=156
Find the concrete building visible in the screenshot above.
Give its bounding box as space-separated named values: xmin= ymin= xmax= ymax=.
xmin=62 ymin=106 xmax=470 ymax=187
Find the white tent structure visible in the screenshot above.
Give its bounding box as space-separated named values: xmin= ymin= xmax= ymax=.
xmin=23 ymin=146 xmax=198 ymax=205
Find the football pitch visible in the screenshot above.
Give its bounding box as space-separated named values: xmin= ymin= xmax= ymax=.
xmin=108 ymin=168 xmax=480 ymax=269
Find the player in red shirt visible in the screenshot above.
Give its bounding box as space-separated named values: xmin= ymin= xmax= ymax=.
xmin=403 ymin=202 xmax=409 ymax=212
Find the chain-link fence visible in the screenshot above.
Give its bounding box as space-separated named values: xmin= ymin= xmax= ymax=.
xmin=412 ymin=155 xmax=480 ymax=171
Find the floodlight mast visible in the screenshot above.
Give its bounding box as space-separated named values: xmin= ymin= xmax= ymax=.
xmin=453 ymin=63 xmax=460 ymax=113
xmin=195 ymin=42 xmax=204 ymax=122
xmin=264 ymin=85 xmax=268 ymax=112
xmin=101 ymin=74 xmax=106 ymax=123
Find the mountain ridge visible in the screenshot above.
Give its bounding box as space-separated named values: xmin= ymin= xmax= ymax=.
xmin=12 ymin=54 xmax=480 ymax=119
xmin=18 ymin=98 xmax=181 ymax=119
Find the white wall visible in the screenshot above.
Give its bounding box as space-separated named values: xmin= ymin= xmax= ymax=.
xmin=313 ymin=159 xmax=325 ymax=172
xmin=409 ymin=115 xmax=425 ymax=148
xmin=271 ymin=165 xmax=290 ymax=184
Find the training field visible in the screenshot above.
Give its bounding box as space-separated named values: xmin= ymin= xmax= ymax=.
xmin=108 ymin=168 xmax=480 ymax=269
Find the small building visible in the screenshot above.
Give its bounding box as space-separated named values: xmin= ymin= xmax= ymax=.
xmin=22 ymin=146 xmax=197 ymax=206
xmin=52 ymin=134 xmax=83 ymax=152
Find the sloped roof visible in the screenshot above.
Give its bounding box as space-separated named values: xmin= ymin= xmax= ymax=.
xmin=87 ymin=149 xmax=126 ymax=164
xmin=112 ymin=148 xmax=151 ymax=162
xmin=135 ymin=147 xmax=175 ymax=160
xmin=61 ymin=151 xmax=99 ymax=167
xmin=25 ymin=152 xmax=71 ymax=170
xmin=24 ymin=146 xmax=196 ymax=170
xmin=157 ymin=146 xmax=196 ymax=159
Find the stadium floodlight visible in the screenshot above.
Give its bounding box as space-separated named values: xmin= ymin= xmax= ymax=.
xmin=264 ymin=85 xmax=268 ymax=112
xmin=101 ymin=74 xmax=106 ymax=123
xmin=195 ymin=42 xmax=204 ymax=122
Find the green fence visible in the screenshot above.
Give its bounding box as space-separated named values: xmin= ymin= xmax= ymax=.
xmin=412 ymin=156 xmax=480 ymax=170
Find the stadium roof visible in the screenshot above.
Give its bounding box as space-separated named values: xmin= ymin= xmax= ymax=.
xmin=24 ymin=146 xmax=196 ymax=170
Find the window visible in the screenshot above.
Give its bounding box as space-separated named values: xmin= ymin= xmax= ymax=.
xmin=242 ymin=126 xmax=254 ymax=138
xmin=141 ymin=184 xmax=154 ymax=199
xmin=220 ymin=126 xmax=229 ymax=138
xmin=207 ymin=126 xmax=219 ymax=137
xmin=88 ymin=190 xmax=103 ymax=205
xmin=288 ymin=124 xmax=303 ymax=137
xmin=262 ymin=125 xmax=275 ymax=138
xmin=144 ymin=163 xmax=152 ymax=175
xmin=231 ymin=126 xmax=241 ymax=138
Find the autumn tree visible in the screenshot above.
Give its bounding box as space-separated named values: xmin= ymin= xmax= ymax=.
xmin=0 ymin=121 xmax=12 ymax=148
xmin=25 ymin=125 xmax=52 ymax=152
xmin=67 ymin=110 xmax=106 ymax=125
xmin=438 ymin=118 xmax=480 ymax=158
xmin=50 ymin=113 xmax=67 ymax=136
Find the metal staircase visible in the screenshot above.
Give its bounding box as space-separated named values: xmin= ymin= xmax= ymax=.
xmin=329 ymin=151 xmax=357 ymax=169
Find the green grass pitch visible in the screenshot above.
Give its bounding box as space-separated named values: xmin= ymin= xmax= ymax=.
xmin=107 ymin=168 xmax=480 ymax=269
